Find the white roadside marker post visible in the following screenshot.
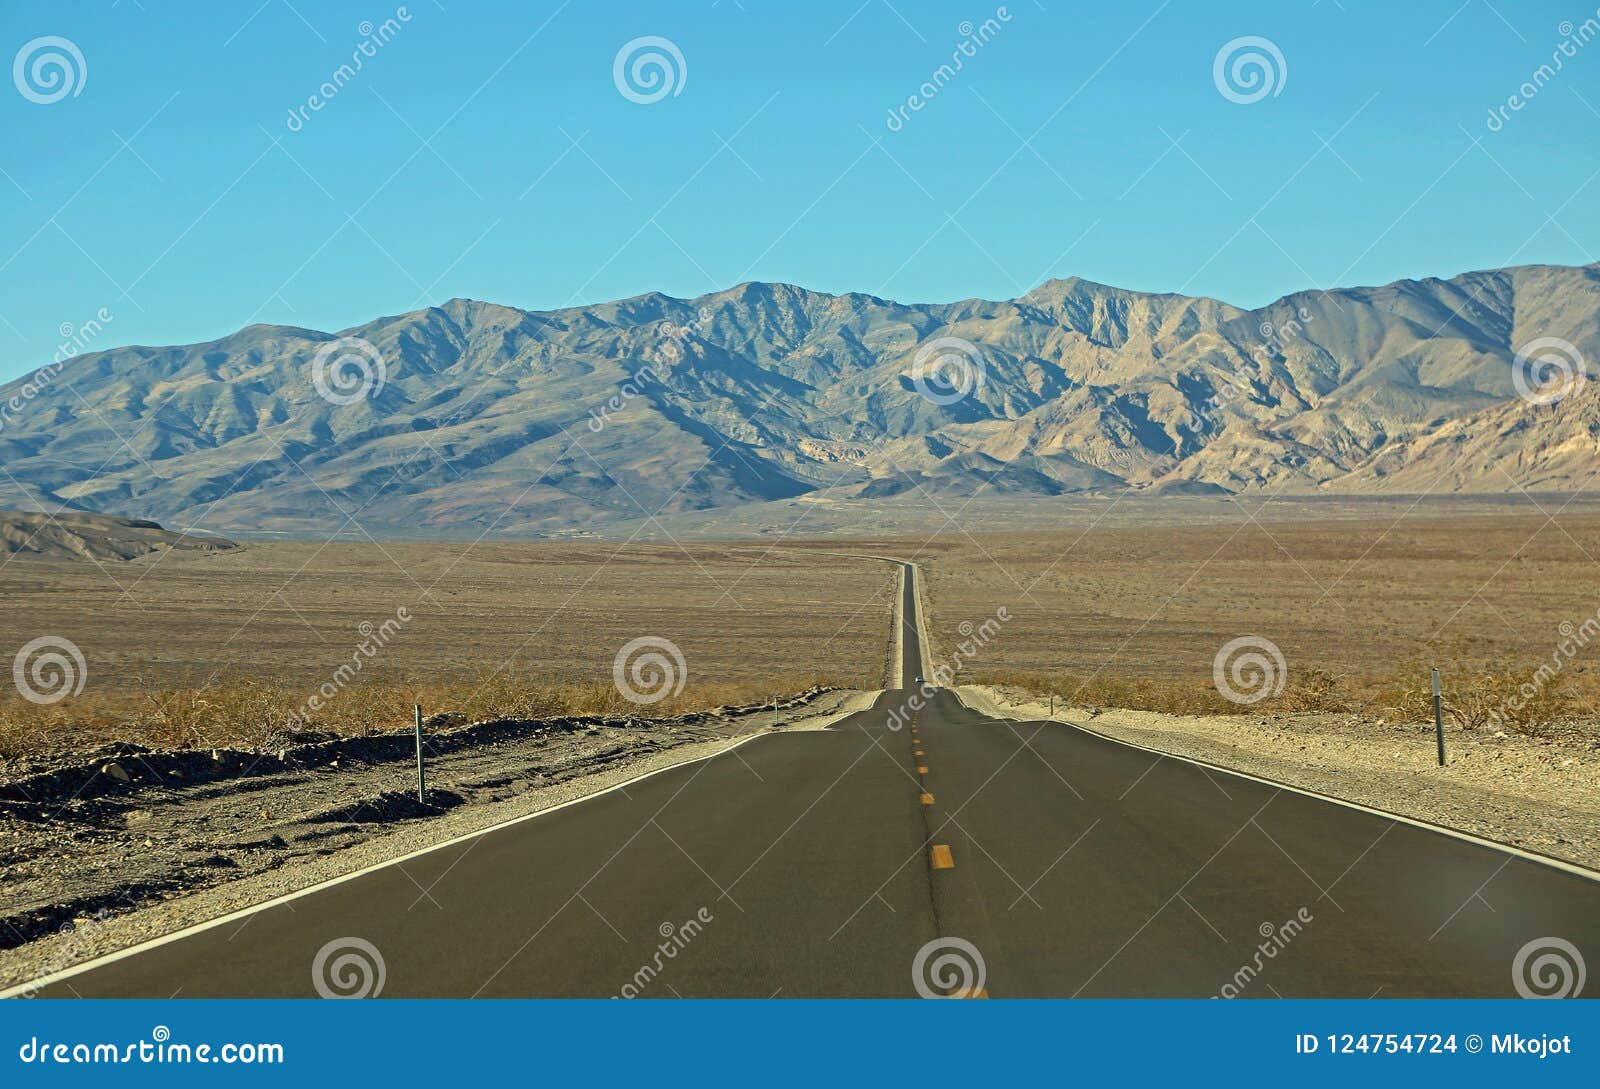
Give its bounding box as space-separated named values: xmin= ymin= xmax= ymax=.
xmin=414 ymin=704 xmax=427 ymax=803
xmin=1431 ymin=669 xmax=1446 ymax=767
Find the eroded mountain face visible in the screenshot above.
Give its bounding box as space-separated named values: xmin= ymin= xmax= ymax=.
xmin=2 ymin=263 xmax=1595 ymax=535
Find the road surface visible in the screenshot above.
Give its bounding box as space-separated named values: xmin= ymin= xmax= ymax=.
xmin=33 ymin=561 xmax=1600 ymax=997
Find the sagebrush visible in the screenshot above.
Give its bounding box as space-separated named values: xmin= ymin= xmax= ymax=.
xmin=0 ymin=671 xmax=848 ymax=759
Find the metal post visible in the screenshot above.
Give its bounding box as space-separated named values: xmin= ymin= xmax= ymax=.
xmin=1431 ymin=669 xmax=1445 ymax=767
xmin=414 ymin=704 xmax=426 ymax=803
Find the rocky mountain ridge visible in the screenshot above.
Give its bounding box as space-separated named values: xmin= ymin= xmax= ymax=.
xmin=0 ymin=261 xmax=1595 ymax=536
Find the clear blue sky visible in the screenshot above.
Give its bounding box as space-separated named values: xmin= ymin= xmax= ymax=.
xmin=2 ymin=0 xmax=1597 ymax=382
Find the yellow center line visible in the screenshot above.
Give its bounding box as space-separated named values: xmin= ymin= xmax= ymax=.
xmin=930 ymin=844 xmax=954 ymax=869
xmin=917 ymin=765 xmax=928 ymax=775
xmin=919 ymin=792 xmax=934 ymax=805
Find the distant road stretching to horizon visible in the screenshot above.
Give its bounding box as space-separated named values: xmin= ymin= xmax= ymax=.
xmin=29 ymin=562 xmax=1600 ymax=998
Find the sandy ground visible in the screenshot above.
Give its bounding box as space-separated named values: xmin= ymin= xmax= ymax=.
xmin=0 ymin=540 xmax=893 ymax=694
xmin=0 ymin=688 xmax=880 ymax=992
xmin=958 ymin=684 xmax=1600 ymax=874
xmin=914 ymin=511 xmax=1600 ymax=684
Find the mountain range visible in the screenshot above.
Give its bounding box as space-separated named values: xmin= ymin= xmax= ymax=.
xmin=1 ymin=261 xmax=1596 ymax=537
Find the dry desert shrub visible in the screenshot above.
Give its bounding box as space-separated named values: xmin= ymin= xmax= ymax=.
xmin=0 ymin=671 xmax=848 ymax=760
xmin=1367 ymin=659 xmax=1574 ymax=735
xmin=978 ymin=663 xmax=1589 ymax=738
xmin=1273 ymin=669 xmax=1349 ymax=712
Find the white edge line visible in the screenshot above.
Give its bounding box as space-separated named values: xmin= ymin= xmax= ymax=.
xmin=908 ymin=560 xmax=933 ymax=681
xmin=889 ymin=564 xmax=905 ymax=689
xmin=948 ymin=687 xmax=1600 ymax=886
xmin=1 ymin=729 xmax=796 ymax=999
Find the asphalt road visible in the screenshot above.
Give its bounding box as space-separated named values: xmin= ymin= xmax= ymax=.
xmin=36 ymin=562 xmax=1600 ymax=997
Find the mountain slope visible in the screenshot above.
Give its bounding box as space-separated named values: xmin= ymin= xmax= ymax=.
xmin=0 ymin=510 xmax=238 ymax=561
xmin=1337 ymin=382 xmax=1600 ymax=494
xmin=1 ymin=262 xmax=1595 ymax=536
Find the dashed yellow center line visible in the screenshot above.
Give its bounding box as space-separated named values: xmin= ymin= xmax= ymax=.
xmin=919 ymin=792 xmax=934 ymax=805
xmin=917 ymin=765 xmax=928 ymax=775
xmin=930 ymin=844 xmax=955 ymax=869
xmin=914 ymin=749 xmax=925 ymax=756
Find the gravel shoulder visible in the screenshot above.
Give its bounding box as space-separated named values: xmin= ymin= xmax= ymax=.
xmin=957 ymin=684 xmax=1600 ymax=875
xmin=0 ymin=687 xmax=881 ymax=993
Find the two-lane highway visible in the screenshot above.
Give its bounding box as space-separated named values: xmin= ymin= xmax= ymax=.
xmin=25 ymin=561 xmax=1600 ymax=997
